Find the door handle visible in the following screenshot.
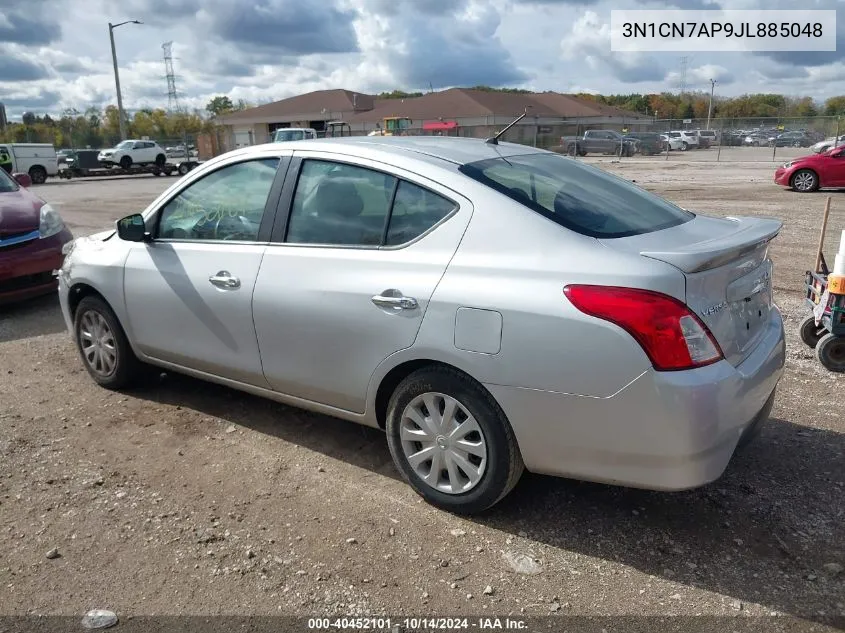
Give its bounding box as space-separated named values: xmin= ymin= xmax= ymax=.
xmin=209 ymin=271 xmax=241 ymax=289
xmin=371 ymin=293 xmax=418 ymax=310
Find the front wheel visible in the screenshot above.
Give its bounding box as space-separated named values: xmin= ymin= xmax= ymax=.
xmin=73 ymin=296 xmax=144 ymax=389
xmin=799 ymin=314 xmax=825 ymax=348
xmin=178 ymin=162 xmax=190 ymax=175
xmin=680 ymin=141 xmax=688 ymax=151
xmin=119 ymin=155 xmax=132 ymax=170
xmin=155 ymin=153 xmax=166 ymax=166
xmin=816 ymin=333 xmax=845 ymax=372
xmin=791 ymin=169 xmax=819 ymax=192
xmin=385 ymin=366 xmax=524 ymax=514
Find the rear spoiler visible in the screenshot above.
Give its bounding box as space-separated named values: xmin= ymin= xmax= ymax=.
xmin=640 ymin=216 xmax=782 ymax=273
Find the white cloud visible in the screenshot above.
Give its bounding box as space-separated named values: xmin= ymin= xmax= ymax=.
xmin=1 ymin=0 xmax=844 ymax=119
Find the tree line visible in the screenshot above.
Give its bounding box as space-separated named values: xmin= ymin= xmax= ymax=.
xmin=574 ymin=91 xmax=845 ymax=120
xmin=0 ymin=105 xmax=223 ymax=149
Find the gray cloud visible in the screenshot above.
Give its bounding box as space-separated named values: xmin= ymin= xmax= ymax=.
xmin=207 ymin=0 xmax=358 ymax=55
xmin=635 ymin=0 xmax=720 ymax=7
xmin=1 ymin=91 xmax=62 ymax=109
xmin=0 ymin=53 xmax=50 ymax=81
xmin=386 ymin=3 xmax=528 ymax=88
xmin=513 ymin=0 xmax=601 ymax=5
xmin=107 ymin=0 xmax=202 ymax=25
xmin=0 ymin=2 xmax=62 ymax=45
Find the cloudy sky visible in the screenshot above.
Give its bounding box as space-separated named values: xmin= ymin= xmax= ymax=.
xmin=1 ymin=0 xmax=842 ymax=120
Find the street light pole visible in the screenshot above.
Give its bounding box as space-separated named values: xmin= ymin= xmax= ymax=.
xmin=108 ymin=20 xmax=142 ymax=141
xmin=706 ymin=78 xmax=717 ymax=130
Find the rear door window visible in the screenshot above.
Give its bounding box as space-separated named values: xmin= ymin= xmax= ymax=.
xmin=459 ymin=153 xmax=693 ymax=238
xmin=285 ymin=159 xmax=456 ymax=247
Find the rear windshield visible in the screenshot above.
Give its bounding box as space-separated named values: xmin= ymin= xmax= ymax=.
xmin=275 ymin=130 xmax=305 ymax=142
xmin=458 ymin=153 xmax=694 ymax=238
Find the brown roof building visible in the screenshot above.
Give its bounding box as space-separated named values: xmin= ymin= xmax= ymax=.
xmin=217 ymin=87 xmax=650 ymax=149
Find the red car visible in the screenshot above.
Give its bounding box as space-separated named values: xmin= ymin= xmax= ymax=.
xmin=0 ymin=170 xmax=73 ymax=304
xmin=774 ymin=146 xmax=845 ymax=193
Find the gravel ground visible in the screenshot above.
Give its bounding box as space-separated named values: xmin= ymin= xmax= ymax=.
xmin=1 ymin=161 xmax=843 ymax=631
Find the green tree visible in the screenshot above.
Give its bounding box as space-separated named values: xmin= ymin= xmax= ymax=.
xmin=206 ymin=95 xmax=235 ymax=116
xmin=823 ymin=96 xmax=845 ymax=116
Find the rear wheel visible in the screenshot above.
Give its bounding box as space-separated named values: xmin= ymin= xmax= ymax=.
xmin=791 ymin=169 xmax=819 ymax=192
xmin=28 ymin=165 xmax=47 ymax=184
xmin=816 ymin=333 xmax=845 ymax=372
xmin=680 ymin=141 xmax=688 ymax=151
xmin=73 ymin=296 xmax=144 ymax=389
xmin=119 ymin=155 xmax=132 ymax=170
xmin=798 ymin=314 xmax=825 ymax=348
xmin=385 ymin=366 xmax=524 ymax=515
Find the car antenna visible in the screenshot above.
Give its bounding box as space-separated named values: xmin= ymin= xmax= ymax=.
xmin=486 ymin=106 xmax=532 ymax=145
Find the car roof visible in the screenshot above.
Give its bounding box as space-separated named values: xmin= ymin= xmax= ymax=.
xmin=228 ymin=136 xmax=547 ymax=166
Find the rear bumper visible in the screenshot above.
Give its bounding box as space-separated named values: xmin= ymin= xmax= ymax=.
xmin=487 ymin=306 xmax=786 ymax=491
xmin=0 ymin=228 xmax=72 ymax=305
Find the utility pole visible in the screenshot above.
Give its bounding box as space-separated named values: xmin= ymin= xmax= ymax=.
xmin=707 ymin=78 xmax=717 ymax=130
xmin=109 ymin=20 xmax=142 ymax=141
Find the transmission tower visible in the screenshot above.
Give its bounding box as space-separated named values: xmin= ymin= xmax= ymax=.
xmin=678 ymin=56 xmax=689 ymax=95
xmin=162 ymin=41 xmax=180 ymax=112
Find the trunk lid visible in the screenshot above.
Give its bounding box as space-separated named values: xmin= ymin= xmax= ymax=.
xmin=600 ymin=215 xmax=782 ymax=366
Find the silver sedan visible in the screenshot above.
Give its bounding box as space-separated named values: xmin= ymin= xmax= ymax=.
xmin=57 ymin=137 xmax=786 ymax=514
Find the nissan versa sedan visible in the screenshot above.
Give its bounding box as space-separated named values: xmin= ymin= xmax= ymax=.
xmin=58 ymin=137 xmax=786 ymax=514
xmin=0 ymin=169 xmax=73 ymax=304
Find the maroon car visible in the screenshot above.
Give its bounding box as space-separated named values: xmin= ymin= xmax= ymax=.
xmin=0 ymin=170 xmax=73 ymax=304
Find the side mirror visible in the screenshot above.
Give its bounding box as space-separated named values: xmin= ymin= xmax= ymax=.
xmin=12 ymin=172 xmax=31 ymax=188
xmin=116 ymin=213 xmax=149 ymax=242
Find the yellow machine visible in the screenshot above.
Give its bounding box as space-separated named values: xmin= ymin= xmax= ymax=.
xmin=369 ymin=117 xmax=413 ymax=136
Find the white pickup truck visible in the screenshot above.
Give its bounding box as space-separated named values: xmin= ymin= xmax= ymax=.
xmin=0 ymin=143 xmax=59 ymax=184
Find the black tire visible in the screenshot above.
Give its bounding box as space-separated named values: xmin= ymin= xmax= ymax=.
xmin=151 ymin=166 xmax=162 ymax=176
xmin=577 ymin=149 xmax=587 ymax=157
xmin=798 ymin=314 xmax=825 ymax=349
xmin=28 ymin=165 xmax=47 ymax=184
xmin=680 ymin=141 xmax=688 ymax=151
xmin=790 ymin=169 xmax=819 ymax=192
xmin=385 ymin=366 xmax=524 ymax=515
xmin=815 ymin=333 xmax=845 ymax=372
xmin=155 ymin=153 xmax=166 ymax=166
xmin=119 ymin=155 xmax=132 ymax=170
xmin=73 ymin=296 xmax=144 ymax=389
xmin=178 ymin=162 xmax=190 ymax=175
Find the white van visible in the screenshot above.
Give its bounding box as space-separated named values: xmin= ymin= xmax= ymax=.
xmin=0 ymin=143 xmax=58 ymax=184
xmin=272 ymin=128 xmax=318 ymax=142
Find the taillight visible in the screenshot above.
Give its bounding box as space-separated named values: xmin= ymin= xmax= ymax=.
xmin=563 ymin=285 xmax=723 ymax=371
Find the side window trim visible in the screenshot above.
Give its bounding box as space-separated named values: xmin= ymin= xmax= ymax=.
xmin=150 ymin=155 xmax=291 ymax=243
xmin=268 ymin=154 xmax=460 ymax=249
xmin=379 ymin=178 xmax=400 ymax=246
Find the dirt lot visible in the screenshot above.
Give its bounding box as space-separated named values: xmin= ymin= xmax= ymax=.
xmin=1 ymin=161 xmax=844 ymax=630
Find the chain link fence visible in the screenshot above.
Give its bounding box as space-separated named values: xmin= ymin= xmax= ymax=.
xmin=552 ymin=116 xmax=844 ymax=162
xmin=217 ymin=115 xmax=845 ymax=163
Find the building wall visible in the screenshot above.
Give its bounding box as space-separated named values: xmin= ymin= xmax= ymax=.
xmin=221 ymin=116 xmax=652 ymax=154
